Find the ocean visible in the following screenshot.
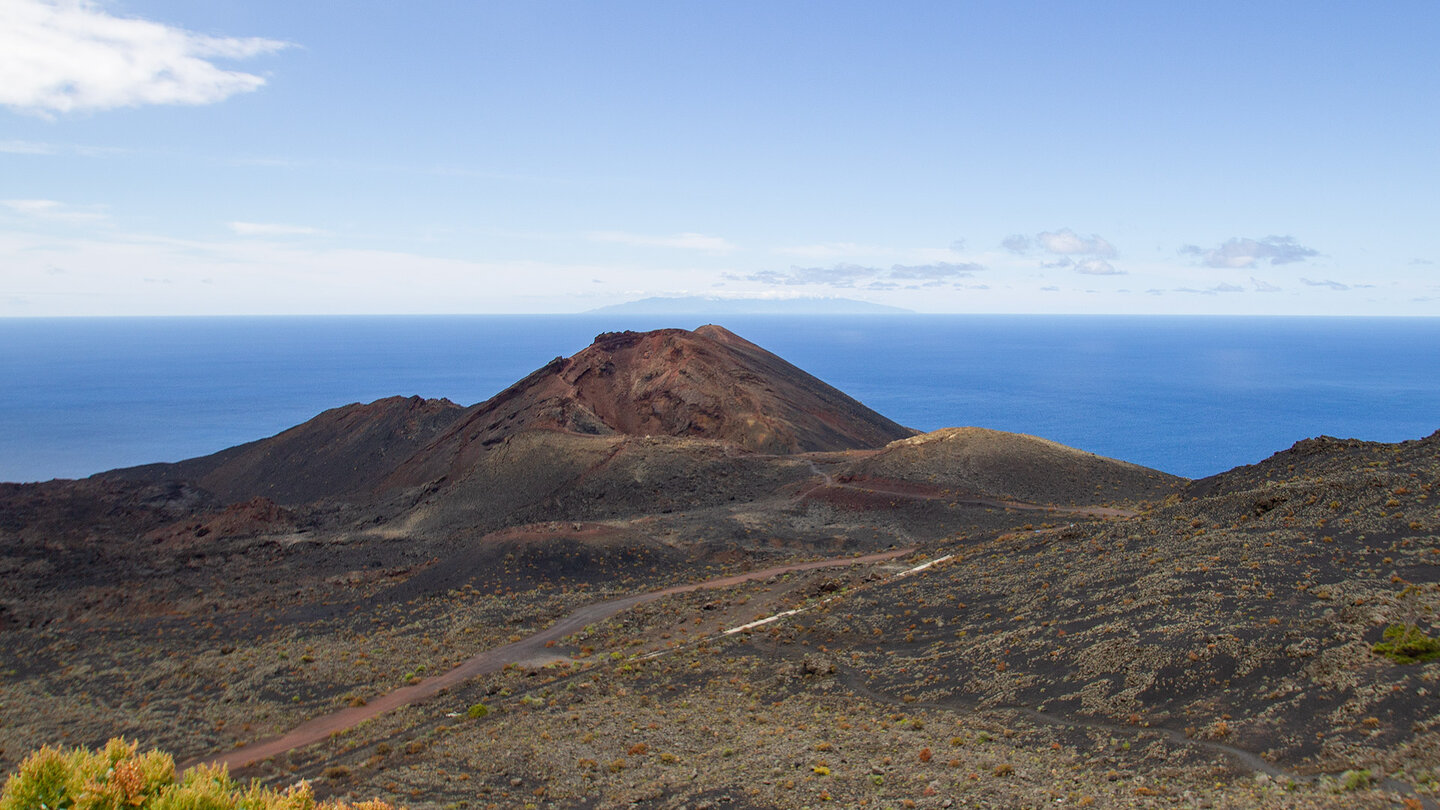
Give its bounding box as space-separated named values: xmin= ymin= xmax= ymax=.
xmin=3 ymin=315 xmax=1438 ymax=483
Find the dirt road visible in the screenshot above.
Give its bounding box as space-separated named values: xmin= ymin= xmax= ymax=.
xmin=191 ymin=547 xmax=917 ymax=771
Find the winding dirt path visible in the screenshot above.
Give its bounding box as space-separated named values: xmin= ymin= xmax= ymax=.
xmin=189 ymin=547 xmax=917 ymax=772
xmin=190 ymin=471 xmax=1140 ymax=777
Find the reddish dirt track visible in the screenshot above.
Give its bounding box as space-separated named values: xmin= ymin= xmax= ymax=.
xmin=189 ymin=547 xmax=917 ymax=772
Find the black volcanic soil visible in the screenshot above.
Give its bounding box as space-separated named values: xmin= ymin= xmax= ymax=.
xmin=2 ymin=327 xmax=1436 ymax=809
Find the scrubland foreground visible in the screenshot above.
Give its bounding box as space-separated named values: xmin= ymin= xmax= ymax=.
xmin=2 ymin=327 xmax=1437 ymax=809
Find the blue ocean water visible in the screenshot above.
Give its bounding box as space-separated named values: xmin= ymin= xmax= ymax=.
xmin=2 ymin=315 xmax=1438 ymax=483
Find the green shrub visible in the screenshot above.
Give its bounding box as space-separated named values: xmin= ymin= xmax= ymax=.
xmin=1329 ymin=769 xmax=1374 ymax=792
xmin=1373 ymin=623 xmax=1440 ymax=664
xmin=0 ymin=744 xmax=72 ymax=810
xmin=467 ymin=703 xmax=491 ymax=719
xmin=1 ymin=739 xmax=396 ymax=810
xmin=0 ymin=738 xmax=174 ymax=810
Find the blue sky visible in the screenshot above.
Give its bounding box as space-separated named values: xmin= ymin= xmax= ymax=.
xmin=2 ymin=0 xmax=1437 ymax=315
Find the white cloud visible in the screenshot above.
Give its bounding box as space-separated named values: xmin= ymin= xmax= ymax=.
xmin=228 ymin=221 xmax=328 ymax=237
xmin=888 ymin=262 xmax=982 ymax=280
xmin=1251 ymin=276 xmax=1282 ymax=293
xmin=1180 ymin=236 xmax=1318 ymax=268
xmin=743 ymin=260 xmax=986 ymax=288
xmin=1004 ymin=229 xmax=1119 ymax=271
xmin=1073 ymin=259 xmax=1124 ymax=276
xmin=1037 ymin=228 xmax=1117 ymax=257
xmin=2 ymin=197 xmax=107 ymax=221
xmin=3 ymin=199 xmax=62 ymax=214
xmin=746 ymin=263 xmax=876 ymax=287
xmin=0 ymin=139 xmax=56 ymax=154
xmin=1174 ymin=283 xmax=1249 ymax=295
xmin=586 ymin=230 xmax=736 ymax=253
xmin=0 ymin=0 xmax=290 ymax=115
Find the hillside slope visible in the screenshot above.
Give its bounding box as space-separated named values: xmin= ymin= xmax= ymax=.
xmin=106 ymin=395 xmax=464 ymax=505
xmin=840 ymin=426 xmax=1184 ymax=505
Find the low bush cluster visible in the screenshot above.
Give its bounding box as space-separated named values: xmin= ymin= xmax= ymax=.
xmin=0 ymin=738 xmax=397 ymax=810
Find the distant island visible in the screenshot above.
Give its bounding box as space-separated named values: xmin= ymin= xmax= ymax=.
xmin=587 ymin=295 xmax=912 ymax=315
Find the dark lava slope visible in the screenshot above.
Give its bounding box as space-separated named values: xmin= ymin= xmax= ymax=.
xmin=106 ymin=395 xmax=464 ymax=505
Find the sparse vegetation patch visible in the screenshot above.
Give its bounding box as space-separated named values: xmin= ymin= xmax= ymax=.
xmin=1373 ymin=623 xmax=1440 ymax=664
